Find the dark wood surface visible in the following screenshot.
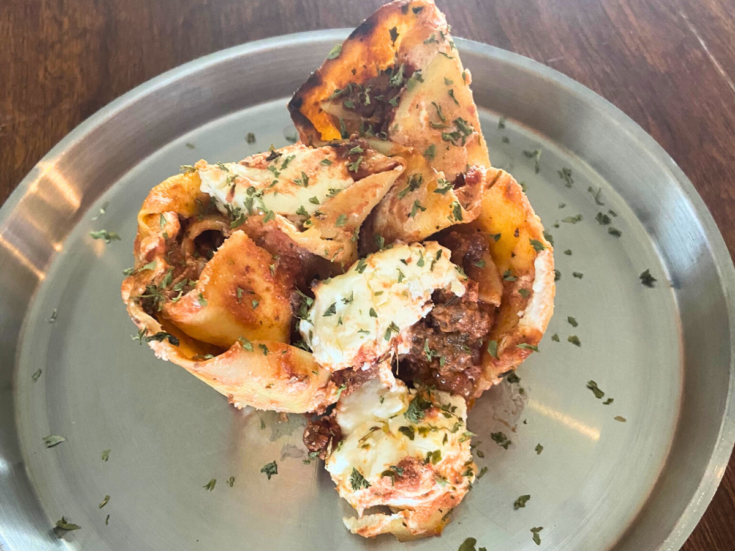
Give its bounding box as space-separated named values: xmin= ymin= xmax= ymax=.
xmin=2 ymin=0 xmax=734 ymax=548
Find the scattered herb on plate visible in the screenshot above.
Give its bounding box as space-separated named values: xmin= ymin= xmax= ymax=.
xmin=55 ymin=517 xmax=81 ymax=531
xmin=491 ymin=431 xmax=511 ymax=449
xmin=43 ymin=435 xmax=66 ymax=448
xmin=558 ymin=167 xmax=573 ymax=187
xmin=89 ymin=230 xmax=121 ymax=244
xmin=586 ymin=380 xmax=605 ymax=399
xmin=261 ymin=460 xmax=278 ymax=480
xmin=640 ymin=269 xmax=656 ymax=287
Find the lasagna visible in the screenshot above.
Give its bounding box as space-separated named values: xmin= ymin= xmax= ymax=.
xmin=121 ymin=0 xmax=555 ymax=541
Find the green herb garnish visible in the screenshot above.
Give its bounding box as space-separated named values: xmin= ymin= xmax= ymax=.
xmin=89 ymin=230 xmax=120 ymax=244
xmin=491 ymin=431 xmax=511 ymax=449
xmin=587 ymin=380 xmax=605 ymax=399
xmin=588 ymin=186 xmax=604 ymax=205
xmin=640 ymin=269 xmax=656 ymax=287
xmin=261 ymin=460 xmax=278 ymax=480
xmin=349 ymin=468 xmax=370 ymax=490
xmin=517 ymin=343 xmax=539 ymax=352
xmin=514 ymin=495 xmax=531 ymax=510
xmin=523 ymin=149 xmax=542 ymax=173
xmin=43 ymin=435 xmax=66 ymax=448
xmin=55 ymin=517 xmax=81 ymax=531
xmin=398 ymin=426 xmax=415 ymax=441
xmin=531 ymin=527 xmax=543 ymax=545
xmin=529 ymin=239 xmax=545 ymax=252
xmin=327 ymin=44 xmax=342 ymax=60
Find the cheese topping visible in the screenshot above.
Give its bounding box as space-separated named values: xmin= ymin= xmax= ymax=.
xmin=198 ymin=147 xmax=353 ymax=219
xmin=326 ymin=376 xmax=471 ymax=492
xmin=299 ymin=242 xmax=466 ymax=372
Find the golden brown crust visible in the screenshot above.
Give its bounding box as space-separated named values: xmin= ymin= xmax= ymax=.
xmin=161 ymin=231 xmax=292 ymax=347
xmin=460 ymin=168 xmax=555 ymax=391
xmin=362 ymin=145 xmax=484 ymax=252
xmin=121 ymin=172 xmax=339 ymax=413
xmin=288 ymin=0 xmax=489 ymax=181
xmin=197 ymin=141 xmax=405 ymax=267
xmin=272 ymin=149 xmax=406 ymax=266
xmin=122 ymin=284 xmax=336 ymax=412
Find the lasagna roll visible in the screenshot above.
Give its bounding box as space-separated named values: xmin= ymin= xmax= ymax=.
xmin=361 ymin=145 xmax=485 ymax=253
xmin=322 ymin=374 xmax=476 ymax=541
xmin=121 ymin=171 xmax=338 ymax=413
xmin=465 ymin=168 xmax=556 ymax=390
xmin=288 ymin=0 xmax=490 ymax=182
xmin=197 ymin=140 xmax=405 ymax=267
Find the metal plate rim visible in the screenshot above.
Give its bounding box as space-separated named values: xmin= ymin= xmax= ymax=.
xmin=2 ymin=29 xmax=734 ymax=551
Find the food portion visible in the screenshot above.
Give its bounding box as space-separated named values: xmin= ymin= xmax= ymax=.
xmin=361 ymin=148 xmax=486 ymax=253
xmin=198 ymin=141 xmax=405 ymax=266
xmin=300 ymin=242 xmax=466 ymax=372
xmin=320 ymin=374 xmax=475 ymax=540
xmin=288 ymin=0 xmax=489 ymax=181
xmin=121 ymin=171 xmax=339 ymax=413
xmin=121 ymin=0 xmax=555 ymax=541
xmin=465 ymin=168 xmax=555 ymax=389
xmin=398 ymin=232 xmax=499 ymax=400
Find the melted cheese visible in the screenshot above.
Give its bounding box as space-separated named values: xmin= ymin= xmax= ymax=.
xmin=198 ymin=147 xmax=353 ymax=218
xmin=326 ymin=375 xmax=470 ymax=490
xmin=299 ymin=242 xmax=466 ymax=372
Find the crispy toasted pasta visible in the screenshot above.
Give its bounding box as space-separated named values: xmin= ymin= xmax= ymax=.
xmin=198 ymin=141 xmax=405 ymax=266
xmin=121 ymin=171 xmax=339 ymax=413
xmin=465 ymin=168 xmax=556 ymax=390
xmin=363 ymin=145 xmax=485 ymax=252
xmin=288 ymin=0 xmax=489 ymax=181
xmin=120 ymin=1 xmax=557 ymax=539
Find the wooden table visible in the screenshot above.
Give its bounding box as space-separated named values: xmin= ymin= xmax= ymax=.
xmin=1 ymin=0 xmax=733 ymax=548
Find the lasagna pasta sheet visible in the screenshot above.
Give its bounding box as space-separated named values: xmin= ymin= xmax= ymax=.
xmin=466 ymin=168 xmax=556 ymax=389
xmin=121 ymin=172 xmax=339 ymax=413
xmin=288 ymin=0 xmax=490 ymax=181
xmin=198 ymin=141 xmax=405 ymax=266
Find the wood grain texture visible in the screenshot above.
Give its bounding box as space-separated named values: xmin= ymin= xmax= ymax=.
xmin=1 ymin=0 xmax=734 ymax=549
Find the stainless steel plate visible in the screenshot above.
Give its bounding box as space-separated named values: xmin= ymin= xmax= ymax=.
xmin=1 ymin=31 xmax=733 ymax=551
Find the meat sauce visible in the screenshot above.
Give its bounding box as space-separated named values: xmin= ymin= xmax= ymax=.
xmin=304 ymin=233 xmax=497 ymax=455
xmin=398 ymin=232 xmax=496 ymax=400
xmin=329 ymin=63 xmax=416 ymax=138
